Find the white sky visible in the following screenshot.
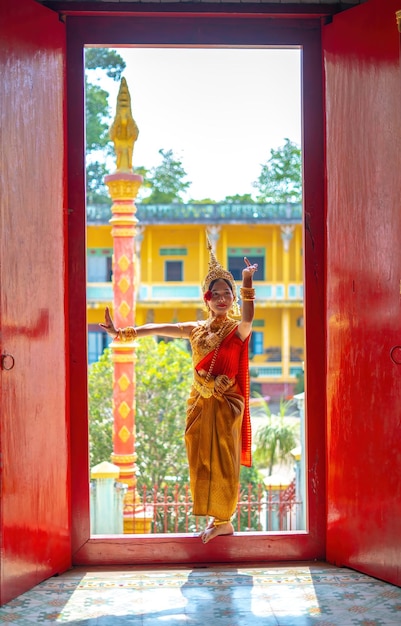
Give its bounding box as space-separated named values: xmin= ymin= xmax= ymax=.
xmin=101 ymin=47 xmax=302 ymax=201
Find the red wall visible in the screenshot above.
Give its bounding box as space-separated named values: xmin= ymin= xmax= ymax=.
xmin=3 ymin=0 xmax=401 ymax=604
xmin=323 ymin=0 xmax=401 ymax=586
xmin=0 ymin=0 xmax=70 ymax=604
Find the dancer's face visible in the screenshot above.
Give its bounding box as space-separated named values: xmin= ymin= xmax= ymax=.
xmin=207 ymin=279 xmax=234 ymax=315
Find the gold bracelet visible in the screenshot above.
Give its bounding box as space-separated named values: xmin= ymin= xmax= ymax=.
xmin=242 ymin=297 xmax=255 ymax=302
xmin=240 ymin=287 xmax=256 ymax=300
xmin=116 ymin=327 xmax=137 ymax=341
xmin=124 ymin=327 xmax=138 ymax=341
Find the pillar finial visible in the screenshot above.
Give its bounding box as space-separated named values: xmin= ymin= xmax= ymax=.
xmin=109 ymin=77 xmax=139 ymax=172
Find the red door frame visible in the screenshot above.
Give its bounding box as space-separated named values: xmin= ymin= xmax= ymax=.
xmin=66 ymin=13 xmax=326 ymax=565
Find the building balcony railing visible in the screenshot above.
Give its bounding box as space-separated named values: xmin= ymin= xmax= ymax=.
xmin=87 ymin=281 xmax=304 ymax=304
xmin=87 ymin=202 xmax=302 ymax=225
xmin=250 ymin=364 xmax=304 ymax=380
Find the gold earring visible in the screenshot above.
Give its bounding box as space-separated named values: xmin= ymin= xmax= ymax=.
xmin=230 ymin=301 xmax=241 ymax=317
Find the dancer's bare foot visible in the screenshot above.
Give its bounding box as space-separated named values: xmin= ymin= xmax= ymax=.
xmin=200 ymin=521 xmax=234 ymax=544
xmin=197 ymin=518 xmax=214 ymax=539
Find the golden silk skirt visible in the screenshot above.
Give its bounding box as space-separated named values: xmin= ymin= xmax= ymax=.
xmin=185 ymin=371 xmax=245 ymax=520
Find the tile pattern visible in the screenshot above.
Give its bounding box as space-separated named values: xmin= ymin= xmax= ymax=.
xmin=1 ymin=563 xmax=401 ymax=625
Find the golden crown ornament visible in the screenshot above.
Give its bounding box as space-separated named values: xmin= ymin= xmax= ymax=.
xmin=202 ymin=235 xmax=240 ymax=316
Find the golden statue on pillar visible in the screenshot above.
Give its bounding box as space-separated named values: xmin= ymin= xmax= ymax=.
xmin=109 ymin=77 xmax=139 ymax=172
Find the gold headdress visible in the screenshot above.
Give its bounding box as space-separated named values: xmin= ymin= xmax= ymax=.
xmin=202 ymin=235 xmax=240 ymax=315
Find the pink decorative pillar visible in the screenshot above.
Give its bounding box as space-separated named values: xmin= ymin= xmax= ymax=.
xmin=104 ymin=78 xmax=151 ymax=533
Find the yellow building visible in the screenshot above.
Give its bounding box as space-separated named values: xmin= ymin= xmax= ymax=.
xmin=86 ymin=203 xmax=304 ymax=400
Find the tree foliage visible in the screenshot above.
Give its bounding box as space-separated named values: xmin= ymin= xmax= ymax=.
xmin=223 ymin=193 xmax=255 ymax=204
xmin=189 ymin=198 xmax=217 ymax=205
xmin=88 ymin=339 xmax=193 ymax=488
xmin=141 ymin=149 xmax=191 ymax=204
xmin=85 ymin=83 xmax=111 ymax=155
xmin=294 ymin=370 xmax=304 ymax=395
xmin=85 ymin=48 xmax=126 ymax=205
xmin=253 ymin=138 xmax=302 ymax=203
xmin=134 ymin=337 xmax=192 ymax=488
xmin=88 ymin=348 xmax=114 ymax=468
xmin=85 ymin=160 xmax=112 ymax=206
xmin=85 ymin=48 xmax=126 ymax=80
xmin=253 ymin=398 xmax=299 ymax=476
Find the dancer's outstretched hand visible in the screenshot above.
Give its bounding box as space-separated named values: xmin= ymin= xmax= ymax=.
xmin=99 ymin=307 xmax=117 ymax=338
xmin=242 ymin=257 xmax=258 ymax=280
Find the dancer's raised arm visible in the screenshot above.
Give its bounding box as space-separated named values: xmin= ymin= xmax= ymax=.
xmin=236 ymin=256 xmax=258 ymax=340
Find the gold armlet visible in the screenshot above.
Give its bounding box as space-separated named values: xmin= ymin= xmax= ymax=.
xmin=240 ymin=287 xmax=256 ymax=301
xmin=117 ymin=327 xmax=137 ymax=341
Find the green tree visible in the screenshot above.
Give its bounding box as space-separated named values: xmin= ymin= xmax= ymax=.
xmin=85 ymin=160 xmax=111 ymax=206
xmin=141 ymin=148 xmax=191 ymax=203
xmin=88 ymin=339 xmax=192 ymax=486
xmin=189 ymin=198 xmax=217 ymax=204
xmin=134 ymin=337 xmax=192 ymax=489
xmin=222 ymin=193 xmax=255 ymax=204
xmin=134 ymin=165 xmax=152 ymax=202
xmin=294 ymin=370 xmax=304 ymax=394
xmin=85 ymin=48 xmax=126 ymax=205
xmin=253 ymin=138 xmax=302 ymax=203
xmin=88 ymin=348 xmax=114 ymax=467
xmin=85 ymin=48 xmax=126 ymax=152
xmin=253 ymin=397 xmax=299 ymax=476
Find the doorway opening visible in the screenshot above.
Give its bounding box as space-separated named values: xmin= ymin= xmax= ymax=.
xmin=84 ymin=46 xmax=306 ymax=537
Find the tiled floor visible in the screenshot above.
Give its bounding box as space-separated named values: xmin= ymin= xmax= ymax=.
xmin=1 ymin=562 xmax=401 ymax=625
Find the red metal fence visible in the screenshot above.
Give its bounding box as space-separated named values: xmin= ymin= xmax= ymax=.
xmin=129 ymin=480 xmax=301 ymax=534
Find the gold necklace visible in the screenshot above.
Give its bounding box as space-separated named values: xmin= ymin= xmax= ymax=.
xmin=187 ymin=321 xmax=230 ymax=417
xmin=205 ymin=315 xmax=228 ymax=334
xmin=201 ymin=317 xmax=236 ymax=351
xmin=190 ymin=316 xmax=237 ymax=357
